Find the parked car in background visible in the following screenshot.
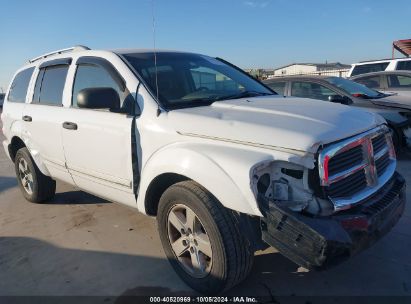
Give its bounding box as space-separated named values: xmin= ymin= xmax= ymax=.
xmin=347 ymin=58 xmax=411 ymax=77
xmin=0 ymin=93 xmax=5 ymax=108
xmin=264 ymin=76 xmax=411 ymax=151
xmin=1 ymin=46 xmax=406 ymax=293
xmin=350 ymin=71 xmax=411 ymax=100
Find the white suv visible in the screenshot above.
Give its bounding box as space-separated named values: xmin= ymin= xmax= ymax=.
xmin=1 ymin=46 xmax=406 ymax=293
xmin=348 ymin=57 xmax=411 ymax=77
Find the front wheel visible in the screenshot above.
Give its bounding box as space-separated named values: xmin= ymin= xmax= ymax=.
xmin=157 ymin=181 xmax=254 ymax=294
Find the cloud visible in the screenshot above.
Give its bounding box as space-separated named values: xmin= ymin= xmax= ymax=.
xmin=243 ymin=0 xmax=271 ymax=8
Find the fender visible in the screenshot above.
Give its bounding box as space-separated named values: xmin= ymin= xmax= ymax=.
xmin=137 ymin=141 xmax=314 ymax=217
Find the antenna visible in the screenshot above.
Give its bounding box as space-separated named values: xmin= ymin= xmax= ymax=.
xmin=151 ymin=0 xmax=161 ymax=116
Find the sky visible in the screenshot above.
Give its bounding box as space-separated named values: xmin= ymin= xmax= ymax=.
xmin=0 ymin=0 xmax=410 ymax=91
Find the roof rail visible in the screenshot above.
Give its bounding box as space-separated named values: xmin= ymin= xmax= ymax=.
xmin=29 ymin=45 xmax=91 ymax=63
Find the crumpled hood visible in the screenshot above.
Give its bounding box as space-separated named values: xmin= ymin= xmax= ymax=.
xmin=168 ymin=96 xmax=384 ymax=153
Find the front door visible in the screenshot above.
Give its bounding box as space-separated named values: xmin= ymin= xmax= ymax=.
xmin=61 ymin=57 xmax=137 ymax=206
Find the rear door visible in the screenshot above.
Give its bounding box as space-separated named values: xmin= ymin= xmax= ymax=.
xmin=61 ymin=56 xmax=137 ymax=207
xmin=2 ymin=67 xmax=35 ymax=145
xmin=21 ymin=59 xmax=73 ymax=184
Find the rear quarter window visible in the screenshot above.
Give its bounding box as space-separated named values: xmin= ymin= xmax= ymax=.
xmin=7 ymin=67 xmax=35 ymax=103
xmin=351 ymin=62 xmax=389 ymax=76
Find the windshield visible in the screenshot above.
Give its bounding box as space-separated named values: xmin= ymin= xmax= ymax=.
xmin=326 ymin=77 xmax=382 ymax=98
xmin=122 ymin=52 xmax=274 ymax=109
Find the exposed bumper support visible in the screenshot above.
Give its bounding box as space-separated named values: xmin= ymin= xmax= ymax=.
xmin=260 ymin=172 xmax=406 ymax=269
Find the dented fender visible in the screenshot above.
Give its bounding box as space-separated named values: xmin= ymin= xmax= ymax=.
xmin=137 ymin=141 xmax=316 ymax=216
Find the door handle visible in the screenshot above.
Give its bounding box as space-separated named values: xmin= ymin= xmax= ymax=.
xmin=63 ymin=121 xmax=78 ymax=130
xmin=22 ymin=115 xmax=32 ymax=122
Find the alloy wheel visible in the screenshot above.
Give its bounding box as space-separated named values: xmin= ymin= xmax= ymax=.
xmin=18 ymin=158 xmax=33 ymax=195
xmin=167 ymin=204 xmax=213 ymax=278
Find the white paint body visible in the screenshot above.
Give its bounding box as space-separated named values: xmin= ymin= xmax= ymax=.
xmin=1 ymin=49 xmax=385 ymax=217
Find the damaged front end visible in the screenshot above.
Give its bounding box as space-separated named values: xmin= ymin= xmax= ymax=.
xmin=253 ymin=125 xmax=406 ymax=269
xmin=259 ymin=173 xmax=405 ymax=269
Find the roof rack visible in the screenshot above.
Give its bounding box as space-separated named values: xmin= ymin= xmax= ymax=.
xmin=29 ymin=45 xmax=91 ymax=63
xmin=357 ymin=57 xmax=411 ymax=64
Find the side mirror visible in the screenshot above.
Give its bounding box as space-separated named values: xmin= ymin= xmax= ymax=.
xmin=77 ymin=87 xmax=120 ymax=110
xmin=328 ymin=95 xmax=352 ymax=105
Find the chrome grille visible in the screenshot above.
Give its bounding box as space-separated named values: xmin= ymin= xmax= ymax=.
xmin=375 ymin=153 xmax=390 ymax=177
xmin=328 ymin=145 xmax=363 ymax=176
xmin=318 ymin=126 xmax=396 ymax=211
xmin=372 ymin=133 xmax=386 ymax=154
xmin=327 ymin=169 xmax=368 ymax=198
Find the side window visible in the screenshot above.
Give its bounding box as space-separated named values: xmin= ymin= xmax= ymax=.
xmin=396 ymin=61 xmax=411 ymax=71
xmin=291 ymin=82 xmax=335 ymax=101
xmin=388 ymin=75 xmax=411 ymax=88
xmin=354 ymin=76 xmax=381 ymax=88
xmin=33 ymin=65 xmax=69 ymax=106
xmin=266 ymin=82 xmax=286 ymax=95
xmin=72 ymin=64 xmax=128 ymax=108
xmin=351 ymin=62 xmax=389 ymax=76
xmin=7 ymin=67 xmax=35 ymax=103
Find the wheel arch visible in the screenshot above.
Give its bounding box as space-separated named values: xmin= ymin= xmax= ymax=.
xmin=8 ymin=136 xmax=26 ymax=162
xmin=144 ymin=172 xmax=189 ymax=216
xmin=8 ymin=136 xmax=50 ymax=176
xmin=137 ymin=145 xmax=264 ymax=217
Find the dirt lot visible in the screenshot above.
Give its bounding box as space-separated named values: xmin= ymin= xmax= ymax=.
xmin=0 ymin=118 xmax=410 ymax=301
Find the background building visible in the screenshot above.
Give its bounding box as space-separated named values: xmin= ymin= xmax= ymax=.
xmin=271 ymin=62 xmax=351 ymax=77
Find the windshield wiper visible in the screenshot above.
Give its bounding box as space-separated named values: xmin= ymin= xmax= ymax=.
xmin=178 ymin=91 xmax=275 ymax=107
xmin=215 ymin=91 xmax=275 ymax=101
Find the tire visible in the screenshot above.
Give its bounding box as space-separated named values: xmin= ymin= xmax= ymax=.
xmin=14 ymin=147 xmax=56 ymax=203
xmin=157 ymin=181 xmax=254 ymax=294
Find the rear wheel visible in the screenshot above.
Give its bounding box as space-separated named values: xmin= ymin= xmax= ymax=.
xmin=157 ymin=181 xmax=254 ymax=294
xmin=14 ymin=147 xmax=56 ymax=203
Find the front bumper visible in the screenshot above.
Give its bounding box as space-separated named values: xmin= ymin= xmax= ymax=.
xmin=260 ymin=172 xmax=406 ymax=269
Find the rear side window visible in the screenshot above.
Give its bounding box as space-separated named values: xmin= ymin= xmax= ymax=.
xmin=388 ymin=75 xmax=411 ymax=88
xmin=266 ymin=82 xmax=286 ymax=95
xmin=353 ymin=75 xmax=381 ymax=89
xmin=7 ymin=67 xmax=35 ymax=103
xmin=33 ymin=65 xmax=69 ymax=106
xmin=396 ymin=61 xmax=411 ymax=71
xmin=351 ymin=62 xmax=389 ymax=76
